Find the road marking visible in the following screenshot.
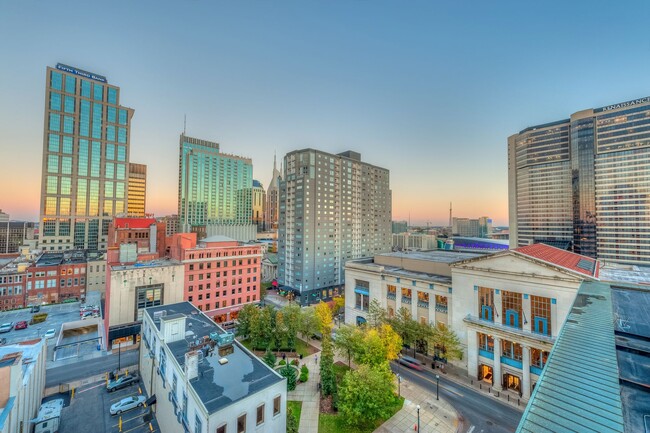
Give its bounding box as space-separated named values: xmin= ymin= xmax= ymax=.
xmin=112 ymin=412 xmax=146 ymax=427
xmin=468 ymin=426 xmax=475 ymax=433
xmin=78 ymin=382 xmax=105 ymax=393
xmin=121 ymin=421 xmax=154 ymax=433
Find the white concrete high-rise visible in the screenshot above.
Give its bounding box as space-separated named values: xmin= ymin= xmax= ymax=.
xmin=278 ymin=149 xmax=391 ymax=304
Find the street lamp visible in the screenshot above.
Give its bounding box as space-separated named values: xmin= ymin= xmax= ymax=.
xmin=436 ymin=374 xmax=440 ymax=400
xmin=397 ymin=374 xmax=401 ymax=397
xmin=416 ymin=405 xmax=420 ymax=432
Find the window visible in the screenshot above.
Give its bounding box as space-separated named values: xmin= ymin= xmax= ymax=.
xmin=273 ymin=395 xmax=281 ymax=416
xmin=237 ymin=414 xmax=246 ymax=433
xmin=256 ymin=404 xmax=264 ymax=425
xmin=478 ymin=333 xmax=494 ymax=352
xmin=478 ymin=287 xmax=494 ymax=321
xmin=531 ymin=295 xmax=551 ymax=336
xmin=194 ymin=413 xmax=202 ymax=433
xmin=217 ymin=425 xmax=226 ymax=433
xmin=136 ymin=284 xmax=163 ymax=320
xmin=502 ymin=291 xmax=522 ymax=329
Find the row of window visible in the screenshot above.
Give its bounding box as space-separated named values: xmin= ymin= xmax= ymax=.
xmin=478 ymin=287 xmax=552 ymax=336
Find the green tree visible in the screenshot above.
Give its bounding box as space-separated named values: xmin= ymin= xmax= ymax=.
xmin=281 ymin=304 xmax=302 ymax=351
xmin=236 ymin=303 xmax=258 ymax=339
xmin=334 ymin=325 xmax=363 ymax=368
xmin=250 ymin=305 xmax=273 ymax=349
xmin=389 ymin=307 xmax=417 ymax=350
xmin=274 ymin=310 xmax=289 ymax=351
xmin=299 ymin=306 xmax=319 ymax=339
xmin=280 ymin=363 xmax=297 ymax=391
xmin=338 ymin=364 xmax=398 ymax=427
xmin=367 ymin=299 xmax=387 ymax=328
xmin=263 ymin=349 xmax=276 ymax=368
xmin=286 ymin=404 xmax=299 ymax=433
xmin=430 ymin=323 xmax=463 ymax=362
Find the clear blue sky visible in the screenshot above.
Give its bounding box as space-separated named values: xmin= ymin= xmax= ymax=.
xmin=1 ymin=1 xmax=648 ymax=226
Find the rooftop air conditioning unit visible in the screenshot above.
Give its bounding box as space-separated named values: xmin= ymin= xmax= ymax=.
xmin=218 ymin=358 xmax=228 ymax=365
xmin=153 ymin=310 xmax=167 ymax=322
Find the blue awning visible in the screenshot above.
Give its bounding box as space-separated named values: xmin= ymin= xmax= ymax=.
xmin=354 ymin=287 xmax=369 ymax=296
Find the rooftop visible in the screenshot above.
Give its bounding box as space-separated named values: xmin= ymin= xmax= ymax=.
xmin=145 ymin=302 xmax=283 ymax=414
xmin=517 ymin=281 xmax=624 ymax=433
xmin=111 ymin=257 xmax=182 ymax=271
xmin=0 ymin=338 xmax=44 ymax=378
xmin=113 ymin=217 xmax=157 ymax=229
xmin=35 ymin=250 xmax=88 ymax=267
xmin=199 ymin=235 xmax=237 ymax=244
xmin=377 ymin=250 xmax=485 ymax=264
xmin=514 ymin=243 xmax=599 ymax=278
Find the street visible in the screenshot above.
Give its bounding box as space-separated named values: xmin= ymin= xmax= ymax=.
xmin=46 ymin=349 xmax=140 ymax=387
xmin=391 ymin=362 xmax=521 ymax=433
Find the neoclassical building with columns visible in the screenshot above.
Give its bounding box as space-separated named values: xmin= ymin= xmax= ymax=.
xmin=345 ymin=243 xmax=599 ymax=401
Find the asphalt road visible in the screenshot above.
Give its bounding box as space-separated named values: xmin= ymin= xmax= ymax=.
xmin=46 ymin=350 xmax=140 ymax=387
xmin=391 ymin=362 xmax=522 ymax=433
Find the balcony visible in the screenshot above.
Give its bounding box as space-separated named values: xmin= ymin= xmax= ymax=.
xmin=387 ymin=292 xmax=396 ymax=301
xmin=417 ymin=300 xmax=429 ymax=308
xmin=401 ymin=296 xmax=412 ymax=304
xmin=435 ymin=304 xmax=448 ymax=314
xmin=464 ymin=314 xmax=556 ymax=346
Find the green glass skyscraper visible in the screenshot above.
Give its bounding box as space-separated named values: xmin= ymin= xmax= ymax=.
xmin=39 ymin=64 xmax=134 ymax=251
xmin=178 ymin=134 xmax=254 ymax=240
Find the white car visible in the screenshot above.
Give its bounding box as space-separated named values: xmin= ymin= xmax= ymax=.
xmin=110 ymin=396 xmax=146 ymax=415
xmin=0 ymin=323 xmax=13 ymax=333
xmin=44 ymin=329 xmax=56 ymax=339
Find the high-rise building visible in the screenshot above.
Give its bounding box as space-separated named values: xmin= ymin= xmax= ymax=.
xmin=392 ymin=220 xmax=408 ymax=234
xmin=39 ymin=63 xmax=134 ymax=251
xmin=159 ymin=214 xmax=179 ymax=237
xmin=452 ymin=216 xmax=492 ymax=238
xmin=127 ymin=162 xmax=146 ymax=217
xmin=0 ymin=217 xmax=36 ymax=254
xmin=252 ymin=179 xmax=266 ymax=231
xmin=265 ymin=154 xmax=281 ymax=231
xmin=509 ymin=96 xmax=650 ymax=265
xmin=177 ymin=134 xmax=255 ymax=241
xmin=278 ymin=149 xmax=391 ymax=303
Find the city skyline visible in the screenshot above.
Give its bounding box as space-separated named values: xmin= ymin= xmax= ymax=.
xmin=2 ymin=1 xmax=649 ymax=226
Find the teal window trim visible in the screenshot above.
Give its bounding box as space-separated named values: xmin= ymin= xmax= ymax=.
xmin=500 ymin=356 xmax=523 ymax=369
xmin=354 ymin=287 xmax=369 ymax=296
xmin=479 ymin=349 xmax=494 ymax=360
xmin=481 ymin=305 xmax=493 ymax=321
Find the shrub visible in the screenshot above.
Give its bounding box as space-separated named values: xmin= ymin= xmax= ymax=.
xmin=287 ymin=405 xmax=299 ymax=433
xmin=300 ymin=365 xmax=309 ymax=374
xmin=299 ymin=372 xmax=308 ymax=383
xmin=291 ymin=359 xmax=299 ymax=366
xmin=280 ymin=364 xmax=297 ymax=391
xmin=263 ymin=350 xmax=276 ymax=368
xmin=279 ymin=359 xmax=286 ymax=365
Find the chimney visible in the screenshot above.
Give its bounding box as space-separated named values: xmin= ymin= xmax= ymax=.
xmin=185 ymin=351 xmax=199 ymax=381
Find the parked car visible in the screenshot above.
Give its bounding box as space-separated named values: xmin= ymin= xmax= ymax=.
xmin=110 ymin=395 xmax=146 ymax=415
xmin=44 ymin=329 xmax=56 ymax=339
xmin=398 ymin=355 xmax=423 ymax=371
xmin=30 ymin=305 xmax=40 ymax=313
xmin=14 ymin=321 xmax=28 ymax=330
xmin=0 ymin=323 xmax=14 ymax=333
xmin=107 ymin=374 xmax=140 ymax=392
xmin=0 ymin=338 xmax=6 ymax=345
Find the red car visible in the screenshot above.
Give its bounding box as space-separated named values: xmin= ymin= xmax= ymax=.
xmin=15 ymin=321 xmax=28 ymax=330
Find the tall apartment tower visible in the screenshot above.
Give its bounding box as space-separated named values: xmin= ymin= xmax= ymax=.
xmin=127 ymin=163 xmax=147 ymax=217
xmin=265 ymin=154 xmax=281 ymax=231
xmin=177 ymin=134 xmax=254 ymax=241
xmin=278 ymin=149 xmax=392 ymax=304
xmin=509 ymin=96 xmax=650 ymax=265
xmin=39 ymin=64 xmax=134 ymax=251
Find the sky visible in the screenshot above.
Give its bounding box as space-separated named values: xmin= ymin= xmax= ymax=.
xmin=1 ymin=1 xmax=649 ymax=226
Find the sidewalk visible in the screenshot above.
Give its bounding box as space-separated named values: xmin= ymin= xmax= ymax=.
xmin=375 ymin=377 xmax=459 ymax=433
xmin=287 ymin=349 xmax=322 ymax=433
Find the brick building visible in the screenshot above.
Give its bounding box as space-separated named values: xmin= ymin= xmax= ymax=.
xmin=168 ymin=233 xmax=262 ymax=327
xmin=108 ymin=217 xmax=166 ymax=258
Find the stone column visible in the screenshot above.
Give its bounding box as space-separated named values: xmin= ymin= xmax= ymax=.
xmin=493 ymin=336 xmax=502 ymax=391
xmin=523 ymin=295 xmax=532 ymax=332
xmin=522 ymin=345 xmax=531 ymax=400
xmin=494 ymin=290 xmax=503 ymax=325
xmin=467 ymin=330 xmax=478 ymax=380
xmin=411 ymin=289 xmax=418 ymax=320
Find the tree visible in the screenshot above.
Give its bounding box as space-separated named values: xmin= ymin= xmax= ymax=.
xmin=338 ymin=364 xmax=398 ymax=427
xmin=430 ymin=323 xmax=463 ymax=362
xmin=263 ymin=349 xmax=276 ymax=368
xmin=259 ymin=282 xmax=269 ymax=304
xmin=367 ymin=299 xmax=387 ymax=328
xmin=274 ymin=310 xmax=289 ymax=351
xmin=286 ymin=404 xmax=299 ymax=433
xmin=378 ymin=324 xmax=402 ymax=362
xmin=334 ymin=325 xmax=363 ymax=368
xmin=320 ymin=335 xmax=337 ymax=396
xmin=314 ymin=301 xmax=334 ymax=334
xmin=281 ymin=304 xmax=302 ymax=351
xmin=299 ymin=306 xmax=319 ymax=339
xmin=236 ymin=303 xmax=258 ymax=339
xmin=389 ymin=307 xmax=417 ymax=350
xmin=332 ymin=296 xmax=345 ymax=317
xmin=279 ymin=363 xmax=297 ymax=391
xmin=250 ymin=305 xmax=273 ymax=349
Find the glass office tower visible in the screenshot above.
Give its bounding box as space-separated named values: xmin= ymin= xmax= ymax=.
xmin=177 ymin=134 xmax=253 ymax=237
xmin=39 ymin=64 xmax=134 ymax=251
xmin=509 ymin=96 xmax=650 ymax=265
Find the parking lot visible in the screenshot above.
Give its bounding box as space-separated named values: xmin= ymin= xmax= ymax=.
xmin=0 ymin=291 xmax=103 ymax=362
xmin=60 ymin=376 xmax=160 ymax=433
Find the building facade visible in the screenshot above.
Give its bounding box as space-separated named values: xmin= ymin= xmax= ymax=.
xmin=392 ymin=233 xmax=438 ymax=251
xmin=279 ymin=149 xmax=392 ymax=304
xmin=127 ymin=162 xmax=147 ymax=217
xmin=108 ymin=217 xmax=166 ymax=259
xmin=0 ymin=221 xmax=36 ymax=254
xmin=105 ymin=258 xmax=184 ymax=348
xmin=509 ymin=96 xmax=650 ymax=265
xmin=252 ymin=180 xmax=266 ymax=232
xmin=168 ymin=233 xmax=262 ymax=327
xmin=177 ymin=134 xmax=255 ymax=241
xmin=160 ymin=214 xmax=180 ymax=237
xmin=0 ymin=339 xmax=47 ymax=433
xmin=39 ymin=63 xmax=134 ymax=251
xmin=345 ymin=244 xmax=598 ymax=401
xmin=391 ymin=220 xmax=408 ymax=234
xmin=140 ymin=302 xmax=286 ymax=433
xmin=452 ymin=217 xmax=492 ymax=238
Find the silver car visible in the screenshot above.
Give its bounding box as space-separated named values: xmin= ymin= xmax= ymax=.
xmin=0 ymin=323 xmax=13 ymax=333
xmin=109 ymin=396 xmax=146 ymax=415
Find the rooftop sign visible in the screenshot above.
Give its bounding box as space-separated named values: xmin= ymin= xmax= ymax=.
xmin=595 ymin=96 xmax=650 ymax=113
xmin=56 ymin=63 xmax=107 ymax=83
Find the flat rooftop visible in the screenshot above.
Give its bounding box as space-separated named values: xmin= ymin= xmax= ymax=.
xmin=35 ymin=250 xmax=88 ymax=267
xmin=145 ymin=303 xmax=283 ymax=414
xmin=111 ymin=258 xmax=182 ymax=271
xmin=376 ymin=250 xmax=485 ymax=263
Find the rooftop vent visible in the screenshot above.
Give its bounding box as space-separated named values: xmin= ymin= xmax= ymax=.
xmin=218 ymin=357 xmax=228 ymax=365
xmin=210 ymin=331 xmax=234 ymax=347
xmin=153 ymin=310 xmax=167 ymax=322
